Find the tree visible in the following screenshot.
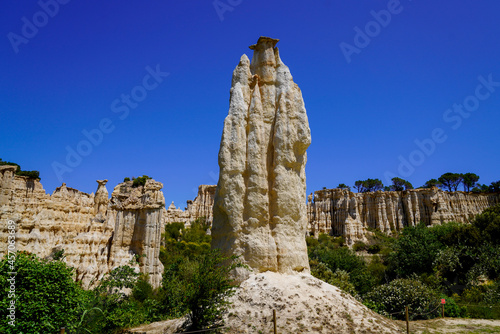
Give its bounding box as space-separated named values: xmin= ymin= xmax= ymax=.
xmin=354 ymin=180 xmax=364 ymax=192
xmin=438 ymin=173 xmax=462 ymax=192
xmin=388 ymin=223 xmax=443 ymax=277
xmin=364 ymin=178 xmax=384 ymax=192
xmin=423 ymin=179 xmax=440 ymax=188
xmin=354 ymin=179 xmax=384 ymax=193
xmin=161 ymin=250 xmax=242 ymax=330
xmin=490 ymin=180 xmax=500 ymax=193
xmin=337 ymin=183 xmax=351 ymax=191
xmin=390 ymin=177 xmax=413 ymax=191
xmin=472 ymin=184 xmax=490 ymax=193
xmin=462 ymin=173 xmax=480 ymax=192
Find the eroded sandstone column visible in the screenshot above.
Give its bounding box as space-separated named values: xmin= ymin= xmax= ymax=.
xmin=212 ymin=37 xmax=311 ymax=280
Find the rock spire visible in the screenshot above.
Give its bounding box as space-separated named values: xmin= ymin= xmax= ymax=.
xmin=212 ymin=36 xmax=311 ymax=280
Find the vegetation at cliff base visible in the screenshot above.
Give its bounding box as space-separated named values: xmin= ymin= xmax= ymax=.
xmin=0 ymin=219 xmax=239 ymax=333
xmin=308 ymin=203 xmax=500 ymax=320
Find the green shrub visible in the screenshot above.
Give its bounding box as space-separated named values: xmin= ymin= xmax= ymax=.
xmin=364 ymin=278 xmax=439 ymax=320
xmin=15 ymin=170 xmax=40 ymax=179
xmin=310 ymin=260 xmax=357 ymax=296
xmin=441 ymin=295 xmax=465 ymax=318
xmin=161 ymin=250 xmax=242 ymax=330
xmin=123 ymin=177 xmax=131 ymax=182
xmin=309 ymin=242 xmax=376 ymax=295
xmin=367 ymin=244 xmax=381 ymax=254
xmin=131 ymin=175 xmax=152 ymax=187
xmin=353 ymin=241 xmax=367 ymax=252
xmin=0 ymin=252 xmax=86 ymax=333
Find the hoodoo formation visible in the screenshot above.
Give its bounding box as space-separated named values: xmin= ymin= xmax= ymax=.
xmin=211 ymin=36 xmax=312 ymax=280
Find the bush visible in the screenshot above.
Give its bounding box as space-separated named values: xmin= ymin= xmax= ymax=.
xmin=309 ymin=242 xmax=376 ymax=295
xmin=441 ymin=294 xmax=465 ymax=318
xmin=123 ymin=177 xmax=131 ymax=182
xmin=15 ymin=170 xmax=40 ymax=179
xmin=131 ymin=175 xmax=152 ymax=187
xmin=364 ymin=278 xmax=439 ymax=320
xmin=353 ymin=241 xmax=367 ymax=252
xmin=161 ymin=250 xmax=242 ymax=330
xmin=310 ymin=260 xmax=357 ymax=296
xmin=367 ymin=244 xmax=381 ymax=254
xmin=0 ymin=252 xmax=86 ymax=333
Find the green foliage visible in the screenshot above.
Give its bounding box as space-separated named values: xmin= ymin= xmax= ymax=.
xmin=130 ymin=175 xmax=152 ymax=187
xmin=0 ymin=159 xmax=20 ymax=172
xmin=123 ymin=177 xmax=131 ymax=182
xmin=160 ymin=250 xmax=241 ymax=330
xmin=352 ymin=241 xmax=367 ymax=252
xmin=438 ymin=172 xmax=463 ymax=192
xmin=0 ymin=158 xmax=40 ymax=180
xmin=490 ymin=180 xmax=500 ymax=192
xmin=388 ymin=223 xmax=443 ymax=277
xmin=186 ymin=249 xmax=241 ymax=330
xmin=462 ymin=173 xmax=480 ymax=192
xmin=308 ymin=238 xmax=376 ymax=294
xmin=473 ymin=204 xmax=500 ymax=245
xmin=364 ymin=278 xmax=439 ymax=320
xmin=423 ymin=178 xmax=441 ymax=188
xmin=15 ymin=170 xmax=40 ymax=179
xmin=337 ymin=183 xmax=351 ymax=191
xmin=441 ymin=295 xmax=466 ymax=318
xmin=354 ymin=178 xmax=384 ymax=193
xmin=0 ymin=252 xmax=86 ymax=334
xmin=309 ymin=260 xmax=357 ymax=296
xmin=160 ymin=221 xmax=241 ymax=330
xmin=367 ymin=244 xmax=381 ymax=254
xmin=390 ymin=177 xmax=413 ymax=191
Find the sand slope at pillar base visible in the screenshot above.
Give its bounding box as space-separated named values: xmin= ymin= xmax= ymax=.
xmin=225 ymin=272 xmax=401 ymax=334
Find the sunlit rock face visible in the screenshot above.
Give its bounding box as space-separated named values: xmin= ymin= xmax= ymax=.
xmin=308 ymin=188 xmax=500 ymax=244
xmin=0 ymin=165 xmax=164 ymax=289
xmin=212 ymin=37 xmax=311 ymax=281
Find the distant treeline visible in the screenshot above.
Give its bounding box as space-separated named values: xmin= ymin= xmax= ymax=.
xmin=328 ymin=173 xmax=499 ymax=194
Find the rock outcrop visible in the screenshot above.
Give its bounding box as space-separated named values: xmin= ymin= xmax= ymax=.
xmin=164 ymin=185 xmax=216 ymax=227
xmin=0 ymin=165 xmax=164 ymax=288
xmin=212 ymin=36 xmax=311 ymax=280
xmin=308 ymin=187 xmax=500 ymax=244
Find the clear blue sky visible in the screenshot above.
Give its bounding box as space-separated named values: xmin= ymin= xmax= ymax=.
xmin=2 ymin=1 xmax=499 ymax=207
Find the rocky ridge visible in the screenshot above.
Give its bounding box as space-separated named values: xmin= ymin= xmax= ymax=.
xmin=164 ymin=184 xmax=215 ymax=227
xmin=0 ymin=165 xmax=164 ymax=288
xmin=308 ymin=187 xmax=500 ymax=244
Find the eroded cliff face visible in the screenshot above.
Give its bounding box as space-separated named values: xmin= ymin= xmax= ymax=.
xmin=308 ymin=187 xmax=500 ymax=244
xmin=164 ymin=185 xmax=216 ymax=227
xmin=0 ymin=165 xmax=164 ymax=288
xmin=212 ymin=36 xmax=311 ymax=280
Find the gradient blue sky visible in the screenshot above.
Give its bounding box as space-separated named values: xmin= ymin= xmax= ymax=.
xmin=2 ymin=1 xmax=499 ymax=207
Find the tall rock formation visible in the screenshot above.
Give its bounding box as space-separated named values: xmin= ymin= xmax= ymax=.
xmin=308 ymin=187 xmax=500 ymax=244
xmin=164 ymin=185 xmax=216 ymax=227
xmin=0 ymin=166 xmax=164 ymax=288
xmin=212 ymin=36 xmax=311 ymax=280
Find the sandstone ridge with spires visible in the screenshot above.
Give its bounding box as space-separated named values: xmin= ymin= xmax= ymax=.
xmin=0 ymin=165 xmax=164 ymax=288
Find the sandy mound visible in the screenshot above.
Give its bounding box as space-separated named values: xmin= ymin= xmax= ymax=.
xmin=224 ymin=272 xmax=401 ymax=334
